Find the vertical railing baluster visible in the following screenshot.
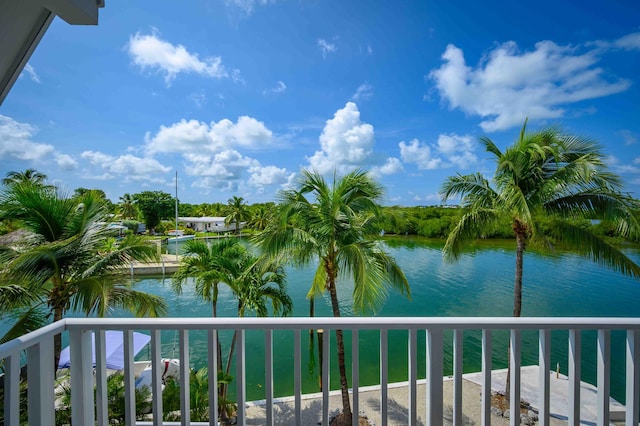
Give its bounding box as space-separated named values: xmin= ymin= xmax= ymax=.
xmin=95 ymin=330 xmax=108 ymax=426
xmin=538 ymin=329 xmax=550 ymax=426
xmin=322 ymin=329 xmax=330 ymax=426
xmin=151 ymin=330 xmax=163 ymax=426
xmin=236 ymin=329 xmax=246 ymax=426
xmin=265 ymin=329 xmax=274 ymax=426
xmin=408 ymin=328 xmax=418 ymax=426
xmin=509 ymin=330 xmax=521 ymax=426
xmin=294 ymin=329 xmax=302 ymax=425
xmin=179 ymin=329 xmax=191 ymax=426
xmin=27 ymin=335 xmax=55 ymax=426
xmin=626 ymin=329 xmax=640 ymax=426
xmin=427 ymin=328 xmax=443 ymax=425
xmin=4 ymin=353 xmax=20 ymax=426
xmin=597 ymin=329 xmax=611 ymax=426
xmin=380 ymin=329 xmax=388 ymax=426
xmin=208 ymin=329 xmax=218 ymax=426
xmin=123 ymin=330 xmax=135 ymax=426
xmin=70 ymin=329 xmax=93 ymax=426
xmin=568 ymin=329 xmax=581 ymax=426
xmin=481 ymin=329 xmax=492 ymax=426
xmin=453 ymin=329 xmax=463 ymax=426
xmin=352 ymin=329 xmax=360 ymax=426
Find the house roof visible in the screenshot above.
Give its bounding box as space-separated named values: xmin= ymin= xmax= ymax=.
xmin=178 ymin=216 xmax=228 ymax=223
xmin=0 ymin=0 xmax=105 ymax=105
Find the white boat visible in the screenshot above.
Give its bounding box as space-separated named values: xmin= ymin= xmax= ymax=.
xmin=134 ymin=358 xmax=181 ymax=390
xmin=166 ymin=234 xmax=195 ymax=242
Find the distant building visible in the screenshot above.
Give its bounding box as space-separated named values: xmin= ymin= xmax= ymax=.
xmin=177 ymin=216 xmax=244 ymax=233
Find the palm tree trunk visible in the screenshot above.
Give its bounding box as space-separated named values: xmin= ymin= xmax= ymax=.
xmin=53 ymin=306 xmax=64 ymax=371
xmin=506 ymin=222 xmax=527 ymax=400
xmin=328 ymin=280 xmax=352 ymax=423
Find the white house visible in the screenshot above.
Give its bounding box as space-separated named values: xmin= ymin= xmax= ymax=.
xmin=177 ymin=216 xmax=244 ymax=233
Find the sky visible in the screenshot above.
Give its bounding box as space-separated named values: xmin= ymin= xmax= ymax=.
xmin=1 ymin=0 xmax=639 ymax=205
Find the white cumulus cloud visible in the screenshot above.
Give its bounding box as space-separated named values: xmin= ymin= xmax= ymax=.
xmin=248 ymin=165 xmax=294 ymax=187
xmin=146 ymin=116 xmax=273 ymax=154
xmin=0 ymin=115 xmax=54 ymax=161
xmin=429 ymin=38 xmax=632 ymax=132
xmin=127 ymin=30 xmax=231 ymax=85
xmin=400 ymin=139 xmax=441 ymax=170
xmin=371 ymin=157 xmax=403 ymax=176
xmin=307 ymin=102 xmax=375 ymax=174
xmin=399 ymin=133 xmax=477 ymax=170
xmin=54 ymin=154 xmax=78 ymax=170
xmin=80 ymin=151 xmax=171 ymax=182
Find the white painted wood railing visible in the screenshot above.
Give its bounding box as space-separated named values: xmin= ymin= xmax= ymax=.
xmin=1 ymin=317 xmax=640 ymax=426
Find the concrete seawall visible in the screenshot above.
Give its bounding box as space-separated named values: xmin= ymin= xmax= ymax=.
xmin=128 ymin=254 xmax=182 ymax=275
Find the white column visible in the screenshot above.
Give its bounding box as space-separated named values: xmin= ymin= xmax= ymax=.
xmin=123 ymin=330 xmax=135 ymax=426
xmin=236 ymin=329 xmax=246 ymax=426
xmin=380 ymin=329 xmax=388 ymax=426
xmin=4 ymin=353 xmax=20 ymax=426
xmin=408 ymin=329 xmax=418 ymax=426
xmin=27 ymin=336 xmax=55 ymax=426
xmin=265 ymin=330 xmax=274 ymax=426
xmin=294 ymin=329 xmax=302 ymax=425
xmin=208 ymin=329 xmax=218 ymax=426
xmin=179 ymin=330 xmax=191 ymax=426
xmin=352 ymin=329 xmax=360 ymax=426
xmin=151 ymin=330 xmax=164 ymax=426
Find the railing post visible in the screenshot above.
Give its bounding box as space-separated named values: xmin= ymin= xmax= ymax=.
xmin=453 ymin=329 xmax=463 ymax=426
xmin=70 ymin=328 xmax=94 ymax=426
xmin=4 ymin=353 xmax=20 ymax=426
xmin=27 ymin=334 xmax=55 ymax=426
xmin=236 ymin=329 xmax=246 ymax=426
xmin=626 ymin=329 xmax=640 ymax=425
xmin=322 ymin=329 xmax=330 ymax=426
xmin=568 ymin=329 xmax=581 ymax=426
xmin=123 ymin=330 xmax=136 ymax=426
xmin=95 ymin=329 xmax=108 ymax=426
xmin=509 ymin=329 xmax=521 ymax=426
xmin=180 ymin=329 xmax=191 ymax=426
xmin=408 ymin=328 xmax=418 ymax=426
xmin=596 ymin=329 xmax=610 ymax=426
xmin=265 ymin=329 xmax=274 ymax=426
xmin=538 ymin=329 xmax=551 ymax=426
xmin=426 ymin=328 xmax=443 ymax=425
xmin=380 ymin=329 xmax=388 ymax=426
xmin=152 ymin=330 xmax=164 ymax=426
xmin=352 ymin=329 xmax=360 ymax=426
xmin=481 ymin=329 xmax=492 ymax=426
xmin=207 ymin=329 xmax=218 ymax=426
xmin=294 ymin=329 xmax=302 ymax=425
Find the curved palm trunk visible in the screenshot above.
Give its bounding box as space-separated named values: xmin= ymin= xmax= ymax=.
xmin=327 ymin=276 xmax=352 ymax=424
xmin=506 ymin=221 xmax=527 ymax=400
xmin=53 ymin=306 xmax=64 ymax=371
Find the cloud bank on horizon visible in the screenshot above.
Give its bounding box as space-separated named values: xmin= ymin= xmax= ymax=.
xmin=2 ymin=1 xmax=639 ymax=204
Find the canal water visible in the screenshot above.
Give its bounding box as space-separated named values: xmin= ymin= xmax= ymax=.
xmin=132 ymin=237 xmax=640 ymax=403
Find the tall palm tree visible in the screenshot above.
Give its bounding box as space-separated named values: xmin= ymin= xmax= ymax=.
xmin=0 ymin=182 xmax=167 ymax=367
xmin=255 ymin=169 xmax=410 ymax=425
xmin=225 ymin=196 xmax=250 ymax=235
xmin=2 ymin=169 xmax=48 ymax=187
xmin=249 ymin=205 xmax=271 ymax=231
xmin=118 ymin=193 xmax=138 ymax=220
xmin=441 ymin=120 xmax=640 ymax=398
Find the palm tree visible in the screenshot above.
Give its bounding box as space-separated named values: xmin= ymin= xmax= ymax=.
xmin=118 ymin=193 xmax=138 ymax=220
xmin=0 ymin=182 xmax=167 ymax=367
xmin=441 ymin=120 xmax=640 ymax=398
xmin=225 ymin=196 xmax=250 ymax=235
xmin=249 ymin=205 xmax=271 ymax=231
xmin=2 ymin=169 xmax=48 ymax=187
xmin=172 ymin=238 xmax=292 ymax=422
xmin=255 ymin=169 xmax=410 ymax=425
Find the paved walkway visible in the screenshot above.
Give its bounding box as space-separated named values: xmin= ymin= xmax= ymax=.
xmin=243 ymin=366 xmax=625 ymax=425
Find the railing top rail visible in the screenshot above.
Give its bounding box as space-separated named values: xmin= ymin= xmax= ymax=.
xmin=4 ymin=317 xmax=640 ymax=359
xmin=0 ymin=320 xmax=66 ymax=358
xmin=64 ymin=316 xmax=640 ymax=331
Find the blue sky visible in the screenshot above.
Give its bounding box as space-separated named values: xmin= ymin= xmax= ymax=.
xmin=1 ymin=0 xmax=639 ymax=205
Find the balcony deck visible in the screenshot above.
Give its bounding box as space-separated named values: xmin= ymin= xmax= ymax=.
xmin=1 ymin=317 xmax=639 ymax=426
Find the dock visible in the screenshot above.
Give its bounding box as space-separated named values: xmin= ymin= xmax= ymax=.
xmin=128 ymin=254 xmax=183 ymax=275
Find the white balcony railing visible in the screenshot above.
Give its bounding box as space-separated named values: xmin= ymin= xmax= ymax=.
xmin=1 ymin=317 xmax=640 ymax=426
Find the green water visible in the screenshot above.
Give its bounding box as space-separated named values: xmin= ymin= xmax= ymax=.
xmin=137 ymin=237 xmax=640 ymax=403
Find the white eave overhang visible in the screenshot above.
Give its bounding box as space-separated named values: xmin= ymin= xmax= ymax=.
xmin=0 ymin=0 xmax=105 ymax=105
